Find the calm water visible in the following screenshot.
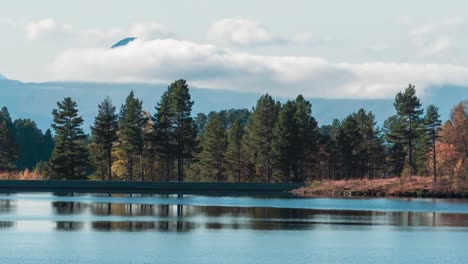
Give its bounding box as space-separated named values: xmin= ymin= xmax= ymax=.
xmin=1 ymin=193 xmax=468 ymax=263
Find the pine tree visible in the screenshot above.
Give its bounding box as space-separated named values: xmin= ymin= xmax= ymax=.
xmin=337 ymin=115 xmax=362 ymax=179
xmin=169 ymin=79 xmax=197 ymax=182
xmin=48 ymin=97 xmax=89 ymax=180
xmin=272 ymin=101 xmax=297 ymax=182
xmin=0 ymin=107 xmax=15 ymax=133
xmin=244 ymin=94 xmax=280 ymax=182
xmin=13 ymin=119 xmax=46 ymax=170
xmin=226 ymin=118 xmax=244 ymax=182
xmin=0 ymin=107 xmax=17 ymax=172
xmin=0 ymin=119 xmax=17 ymax=172
xmin=424 ymin=104 xmax=442 ymax=182
xmin=392 ymin=84 xmax=424 ymax=175
xmin=153 ymin=90 xmax=176 ymax=181
xmin=198 ymin=114 xmax=228 ymax=181
xmin=90 ymin=97 xmax=119 ymax=180
xmin=353 ymin=109 xmax=385 ymax=179
xmin=41 ymin=129 xmax=55 ymax=162
xmin=118 ymin=91 xmax=146 ymax=181
xmin=384 ymin=115 xmax=406 ymax=176
xmin=292 ymin=95 xmax=319 ymax=181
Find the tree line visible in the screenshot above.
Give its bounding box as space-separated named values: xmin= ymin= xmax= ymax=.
xmin=0 ymin=80 xmax=467 ymax=182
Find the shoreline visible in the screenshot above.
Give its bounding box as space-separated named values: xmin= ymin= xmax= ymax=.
xmin=292 ymin=176 xmax=468 ymax=199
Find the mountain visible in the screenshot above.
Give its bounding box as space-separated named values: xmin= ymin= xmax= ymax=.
xmin=111 ymin=37 xmax=137 ymax=48
xmin=0 ymin=73 xmax=6 ymax=80
xmin=0 ymin=75 xmax=466 ymax=133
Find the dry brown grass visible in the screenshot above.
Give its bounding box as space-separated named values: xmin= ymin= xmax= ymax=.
xmin=0 ymin=169 xmax=44 ymax=180
xmin=294 ymin=176 xmax=463 ymax=198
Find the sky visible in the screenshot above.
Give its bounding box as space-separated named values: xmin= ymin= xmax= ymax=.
xmin=1 ymin=0 xmax=468 ymax=99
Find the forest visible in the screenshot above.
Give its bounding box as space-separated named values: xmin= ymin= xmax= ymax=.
xmin=0 ymin=80 xmax=467 ymax=183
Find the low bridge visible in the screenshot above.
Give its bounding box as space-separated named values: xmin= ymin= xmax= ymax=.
xmin=0 ymin=180 xmax=304 ymax=195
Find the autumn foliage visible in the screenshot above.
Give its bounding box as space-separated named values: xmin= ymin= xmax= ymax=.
xmin=428 ymin=101 xmax=468 ymax=181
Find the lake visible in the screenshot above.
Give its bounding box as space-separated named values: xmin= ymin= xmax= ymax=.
xmin=1 ymin=193 xmax=468 ymax=264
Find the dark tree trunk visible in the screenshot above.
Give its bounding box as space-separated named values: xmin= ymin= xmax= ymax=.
xmin=107 ymin=147 xmax=112 ymax=181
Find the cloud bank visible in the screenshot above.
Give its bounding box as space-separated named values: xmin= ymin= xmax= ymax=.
xmin=49 ymin=38 xmax=468 ymax=99
xmin=24 ymin=18 xmax=171 ymax=41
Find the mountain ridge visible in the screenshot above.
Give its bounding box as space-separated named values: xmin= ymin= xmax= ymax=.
xmin=0 ymin=76 xmax=466 ymax=133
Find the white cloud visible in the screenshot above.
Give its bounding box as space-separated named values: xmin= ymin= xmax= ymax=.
xmin=24 ymin=18 xmax=171 ymax=41
xmin=49 ymin=38 xmax=468 ymax=99
xmin=409 ymin=17 xmax=463 ymax=37
xmin=206 ymin=18 xmax=327 ymax=47
xmin=408 ymin=17 xmax=464 ymax=56
xmin=369 ymin=44 xmax=389 ymax=53
xmin=0 ymin=18 xmax=15 ymax=26
xmin=291 ymin=32 xmax=332 ymax=46
xmin=25 ymin=18 xmax=62 ymax=39
xmin=207 ymin=18 xmax=275 ymax=46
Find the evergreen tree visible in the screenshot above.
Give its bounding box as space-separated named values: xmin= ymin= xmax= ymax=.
xmin=272 ymin=101 xmax=297 ymax=182
xmin=41 ymin=129 xmax=55 ymax=162
xmin=90 ymin=97 xmax=118 ymax=180
xmin=198 ymin=114 xmax=228 ymax=181
xmin=384 ymin=115 xmax=406 ymax=176
xmin=392 ymin=84 xmax=424 ymax=175
xmin=169 ymin=79 xmax=197 ymax=182
xmin=0 ymin=107 xmax=15 ymax=133
xmin=153 ymin=90 xmax=176 ymax=181
xmin=353 ymin=109 xmax=385 ymax=179
xmin=292 ymin=95 xmax=319 ymax=181
xmin=337 ymin=114 xmax=362 ymax=178
xmin=327 ymin=119 xmax=342 ymax=180
xmin=226 ymin=118 xmax=244 ymax=182
xmin=244 ymin=94 xmax=280 ymax=182
xmin=195 ymin=113 xmax=208 ymax=135
xmin=48 ymin=97 xmax=89 ymax=180
xmin=13 ymin=119 xmax=46 ymax=170
xmin=424 ymin=104 xmax=442 ymax=182
xmin=0 ymin=119 xmax=17 ymax=171
xmin=119 ymin=91 xmax=146 ymax=181
xmin=0 ymin=107 xmax=18 ymax=171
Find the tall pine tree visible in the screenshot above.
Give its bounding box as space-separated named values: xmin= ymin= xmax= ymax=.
xmin=226 ymin=118 xmax=244 ymax=182
xmin=272 ymin=101 xmax=297 ymax=182
xmin=198 ymin=114 xmax=228 ymax=181
xmin=424 ymin=104 xmax=442 ymax=182
xmin=392 ymin=84 xmax=424 ymax=175
xmin=169 ymin=80 xmax=197 ymax=182
xmin=119 ymin=91 xmax=146 ymax=181
xmin=0 ymin=115 xmax=17 ymax=171
xmin=153 ymin=90 xmax=176 ymax=181
xmin=48 ymin=97 xmax=89 ymax=180
xmin=90 ymin=97 xmax=118 ymax=180
xmin=244 ymin=94 xmax=280 ymax=182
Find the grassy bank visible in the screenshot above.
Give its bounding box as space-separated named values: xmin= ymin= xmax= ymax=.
xmin=293 ymin=176 xmax=468 ymax=198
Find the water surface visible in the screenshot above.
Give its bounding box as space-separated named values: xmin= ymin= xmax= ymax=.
xmin=1 ymin=193 xmax=468 ymax=264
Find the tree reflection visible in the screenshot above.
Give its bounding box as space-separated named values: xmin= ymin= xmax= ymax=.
xmin=0 ymin=199 xmax=16 ymax=214
xmin=56 ymin=221 xmax=84 ymax=231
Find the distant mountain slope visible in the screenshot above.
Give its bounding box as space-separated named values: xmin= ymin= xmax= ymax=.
xmin=111 ymin=37 xmax=137 ymax=48
xmin=0 ymin=76 xmax=466 ymax=132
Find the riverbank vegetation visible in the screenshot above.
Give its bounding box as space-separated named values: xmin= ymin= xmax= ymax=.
xmin=0 ymin=80 xmax=467 ymax=185
xmin=293 ymin=176 xmax=468 ymax=198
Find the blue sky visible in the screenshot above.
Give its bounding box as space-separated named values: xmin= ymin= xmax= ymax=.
xmin=1 ymin=0 xmax=468 ymax=99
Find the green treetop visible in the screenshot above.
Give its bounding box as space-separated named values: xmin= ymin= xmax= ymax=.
xmin=48 ymin=97 xmax=89 ymax=180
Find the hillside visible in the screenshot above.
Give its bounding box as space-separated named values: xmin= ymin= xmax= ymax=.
xmin=0 ymin=75 xmax=466 ymax=132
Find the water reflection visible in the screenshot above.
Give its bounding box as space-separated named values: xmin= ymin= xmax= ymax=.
xmin=3 ymin=193 xmax=468 ymax=232
xmin=92 ymin=220 xmax=197 ymax=232
xmin=0 ymin=221 xmax=14 ymax=229
xmin=0 ymin=199 xmax=16 ymax=214
xmin=47 ymin=201 xmax=468 ymax=231
xmin=56 ymin=221 xmax=84 ymax=231
xmin=52 ymin=201 xmax=86 ymax=215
